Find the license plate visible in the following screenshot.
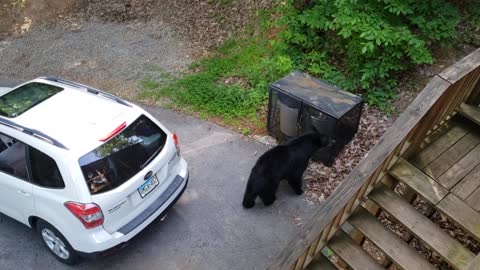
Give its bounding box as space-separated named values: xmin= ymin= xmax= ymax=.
xmin=138 ymin=175 xmax=159 ymax=198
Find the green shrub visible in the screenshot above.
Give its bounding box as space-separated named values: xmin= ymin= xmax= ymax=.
xmin=276 ymin=0 xmax=461 ymax=108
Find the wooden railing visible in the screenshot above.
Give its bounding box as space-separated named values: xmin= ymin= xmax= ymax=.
xmin=267 ymin=48 xmax=480 ymax=270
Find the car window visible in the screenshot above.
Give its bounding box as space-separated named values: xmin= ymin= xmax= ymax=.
xmin=28 ymin=147 xmax=65 ymax=188
xmin=79 ymin=115 xmax=167 ymax=194
xmin=0 ymin=82 xmax=63 ymax=118
xmin=0 ymin=133 xmax=29 ymax=180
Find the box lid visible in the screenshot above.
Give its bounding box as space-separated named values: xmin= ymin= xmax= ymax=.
xmin=271 ymin=71 xmax=363 ymax=118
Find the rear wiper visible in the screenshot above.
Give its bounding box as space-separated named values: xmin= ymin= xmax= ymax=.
xmin=140 ymin=146 xmax=164 ymax=169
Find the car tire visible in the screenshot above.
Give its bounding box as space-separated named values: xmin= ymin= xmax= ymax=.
xmin=35 ymin=220 xmax=80 ymax=265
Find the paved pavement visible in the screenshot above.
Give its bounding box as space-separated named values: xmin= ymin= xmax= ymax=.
xmin=0 ymin=90 xmax=317 ymax=270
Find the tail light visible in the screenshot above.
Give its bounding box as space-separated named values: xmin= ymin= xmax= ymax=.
xmin=64 ymin=202 xmax=104 ymax=229
xmin=173 ymin=133 xmax=180 ymax=154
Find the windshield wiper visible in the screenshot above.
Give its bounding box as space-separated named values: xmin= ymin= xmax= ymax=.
xmin=140 ymin=145 xmax=164 ymax=169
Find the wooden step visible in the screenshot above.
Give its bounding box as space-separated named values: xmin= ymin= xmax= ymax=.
xmin=327 ymin=230 xmax=383 ymax=270
xmin=437 ymin=194 xmax=480 ymax=242
xmin=458 ymin=103 xmax=480 ymax=126
xmin=349 ymin=207 xmax=435 ymax=270
xmin=389 ymin=158 xmax=448 ymax=204
xmin=306 ymin=254 xmax=337 ymax=270
xmin=369 ymin=185 xmax=475 ymax=270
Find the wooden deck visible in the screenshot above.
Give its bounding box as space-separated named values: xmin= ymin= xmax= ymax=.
xmin=414 ymin=117 xmax=480 ymax=216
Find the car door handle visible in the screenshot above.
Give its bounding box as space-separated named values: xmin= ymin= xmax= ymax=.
xmin=17 ymin=190 xmax=31 ymax=196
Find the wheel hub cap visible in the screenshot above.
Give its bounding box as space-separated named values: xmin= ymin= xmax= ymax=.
xmin=41 ymin=228 xmax=70 ymax=260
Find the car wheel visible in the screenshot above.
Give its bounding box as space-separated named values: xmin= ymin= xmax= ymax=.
xmin=36 ymin=220 xmax=79 ymax=265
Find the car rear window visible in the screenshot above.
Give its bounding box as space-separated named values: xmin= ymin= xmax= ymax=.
xmin=0 ymin=83 xmax=63 ymax=117
xmin=79 ymin=115 xmax=167 ymax=195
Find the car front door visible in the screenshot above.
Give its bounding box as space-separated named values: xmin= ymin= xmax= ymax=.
xmin=0 ymin=134 xmax=35 ymax=225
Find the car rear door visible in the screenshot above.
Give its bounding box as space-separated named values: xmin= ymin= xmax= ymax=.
xmin=78 ymin=114 xmax=174 ymax=233
xmin=0 ymin=134 xmax=35 ymax=225
xmin=90 ymin=150 xmax=174 ymax=234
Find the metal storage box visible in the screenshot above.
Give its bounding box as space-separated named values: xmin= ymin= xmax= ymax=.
xmin=267 ymin=71 xmax=363 ymax=166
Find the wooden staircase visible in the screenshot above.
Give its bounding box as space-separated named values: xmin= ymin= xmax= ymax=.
xmin=307 ymin=113 xmax=480 ymax=270
xmin=268 ymin=49 xmax=480 ymax=270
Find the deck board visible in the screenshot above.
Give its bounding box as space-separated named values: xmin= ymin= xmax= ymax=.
xmin=467 ymin=255 xmax=480 ymax=270
xmin=412 ymin=123 xmax=469 ymax=169
xmin=466 ymin=187 xmax=480 ymax=212
xmin=458 ymin=103 xmax=480 ymax=126
xmin=390 ymin=158 xmax=448 ymax=204
xmin=438 ymin=144 xmax=480 ymax=189
xmin=349 ymin=207 xmax=435 ymax=270
xmin=327 ymin=230 xmax=383 ymax=270
xmin=437 ymin=194 xmax=480 ymax=242
xmin=422 ymin=131 xmax=480 ymax=179
xmin=369 ymin=185 xmax=475 ymax=270
xmin=423 ymin=121 xmax=458 ymax=146
xmin=452 ymin=164 xmax=480 ymax=200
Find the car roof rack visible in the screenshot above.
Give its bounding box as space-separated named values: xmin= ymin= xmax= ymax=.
xmin=43 ymin=76 xmax=132 ymax=107
xmin=0 ymin=117 xmax=68 ymax=150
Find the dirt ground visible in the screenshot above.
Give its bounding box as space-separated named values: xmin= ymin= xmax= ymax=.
xmin=392 ymin=44 xmax=477 ymax=115
xmin=0 ymin=0 xmax=266 ymax=99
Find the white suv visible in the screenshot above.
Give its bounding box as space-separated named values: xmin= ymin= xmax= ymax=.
xmin=0 ymin=77 xmax=188 ymax=264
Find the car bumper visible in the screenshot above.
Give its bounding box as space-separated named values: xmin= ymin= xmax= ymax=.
xmin=77 ymin=167 xmax=189 ymax=259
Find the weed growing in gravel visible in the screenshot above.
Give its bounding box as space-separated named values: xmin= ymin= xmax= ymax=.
xmin=140 ymin=35 xmax=291 ymax=129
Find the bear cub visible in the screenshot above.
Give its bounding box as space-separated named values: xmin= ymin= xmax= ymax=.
xmin=242 ymin=132 xmax=333 ymax=208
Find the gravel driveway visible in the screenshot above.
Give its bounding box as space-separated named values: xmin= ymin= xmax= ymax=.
xmin=0 ymin=19 xmax=190 ymax=100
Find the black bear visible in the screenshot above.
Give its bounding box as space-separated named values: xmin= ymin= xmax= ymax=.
xmin=242 ymin=132 xmax=333 ymax=208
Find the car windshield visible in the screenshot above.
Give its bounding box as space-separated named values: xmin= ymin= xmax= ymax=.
xmin=0 ymin=83 xmax=63 ymax=117
xmin=79 ymin=115 xmax=167 ymax=195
